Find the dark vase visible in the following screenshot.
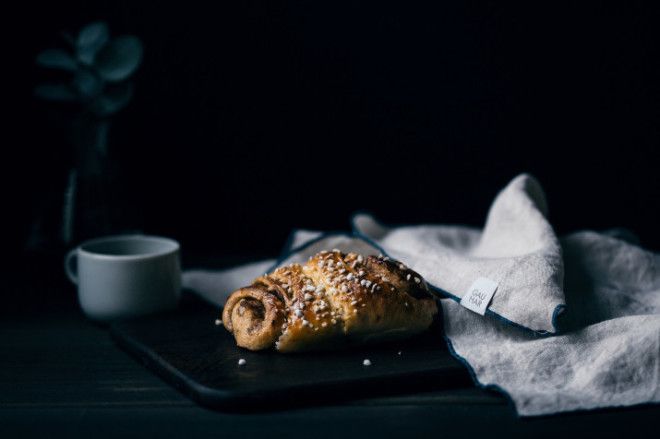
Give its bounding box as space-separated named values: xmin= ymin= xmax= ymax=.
xmin=63 ymin=114 xmax=131 ymax=244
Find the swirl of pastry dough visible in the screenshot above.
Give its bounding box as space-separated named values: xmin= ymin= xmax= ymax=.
xmin=221 ymin=281 xmax=287 ymax=351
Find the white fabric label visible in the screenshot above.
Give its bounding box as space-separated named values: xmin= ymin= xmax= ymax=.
xmin=460 ymin=277 xmax=499 ymax=315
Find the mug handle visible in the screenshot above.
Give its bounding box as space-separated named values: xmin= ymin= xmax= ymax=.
xmin=64 ymin=248 xmax=78 ymax=284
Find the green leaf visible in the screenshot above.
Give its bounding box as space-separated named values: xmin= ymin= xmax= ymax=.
xmin=78 ymin=22 xmax=109 ymax=47
xmin=34 ymin=84 xmax=78 ymax=101
xmin=77 ymin=22 xmax=109 ymax=65
xmin=94 ymin=36 xmax=143 ymax=82
xmin=92 ymin=82 xmax=134 ymax=116
xmin=36 ymin=49 xmax=77 ymax=71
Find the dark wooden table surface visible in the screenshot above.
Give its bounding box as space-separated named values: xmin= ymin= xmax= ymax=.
xmin=2 ymin=254 xmax=658 ymax=438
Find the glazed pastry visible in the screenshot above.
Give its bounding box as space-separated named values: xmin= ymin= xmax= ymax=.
xmin=221 ymin=250 xmax=438 ymax=352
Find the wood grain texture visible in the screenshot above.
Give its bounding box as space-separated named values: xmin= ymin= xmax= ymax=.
xmin=3 ymin=257 xmax=659 ymax=438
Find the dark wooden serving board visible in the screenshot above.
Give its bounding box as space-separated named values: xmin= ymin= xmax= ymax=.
xmin=110 ymin=296 xmax=470 ymax=411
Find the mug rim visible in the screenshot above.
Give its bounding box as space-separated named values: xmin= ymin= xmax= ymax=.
xmin=78 ymin=234 xmax=180 ymax=261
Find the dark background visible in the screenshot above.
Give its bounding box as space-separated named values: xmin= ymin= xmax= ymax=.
xmin=5 ymin=1 xmax=659 ymax=266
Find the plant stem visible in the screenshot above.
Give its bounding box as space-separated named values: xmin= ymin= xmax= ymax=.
xmin=61 ymin=169 xmax=77 ymax=245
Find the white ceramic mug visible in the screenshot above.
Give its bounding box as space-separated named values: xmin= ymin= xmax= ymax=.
xmin=65 ymin=235 xmax=181 ymax=321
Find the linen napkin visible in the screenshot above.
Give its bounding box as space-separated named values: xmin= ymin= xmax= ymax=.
xmin=183 ymin=174 xmax=660 ymax=416
xmin=352 ymin=174 xmax=565 ymax=334
xmin=440 ymin=230 xmax=660 ymax=415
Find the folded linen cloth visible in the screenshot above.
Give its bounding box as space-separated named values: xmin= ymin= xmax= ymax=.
xmin=183 ymin=174 xmax=660 ymax=416
xmin=353 ymin=174 xmax=565 ymax=334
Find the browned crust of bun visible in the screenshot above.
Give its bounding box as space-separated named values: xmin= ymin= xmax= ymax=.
xmin=221 ymin=250 xmax=438 ymax=352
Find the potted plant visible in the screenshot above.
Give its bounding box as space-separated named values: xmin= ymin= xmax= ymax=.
xmin=35 ymin=21 xmax=143 ymax=244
